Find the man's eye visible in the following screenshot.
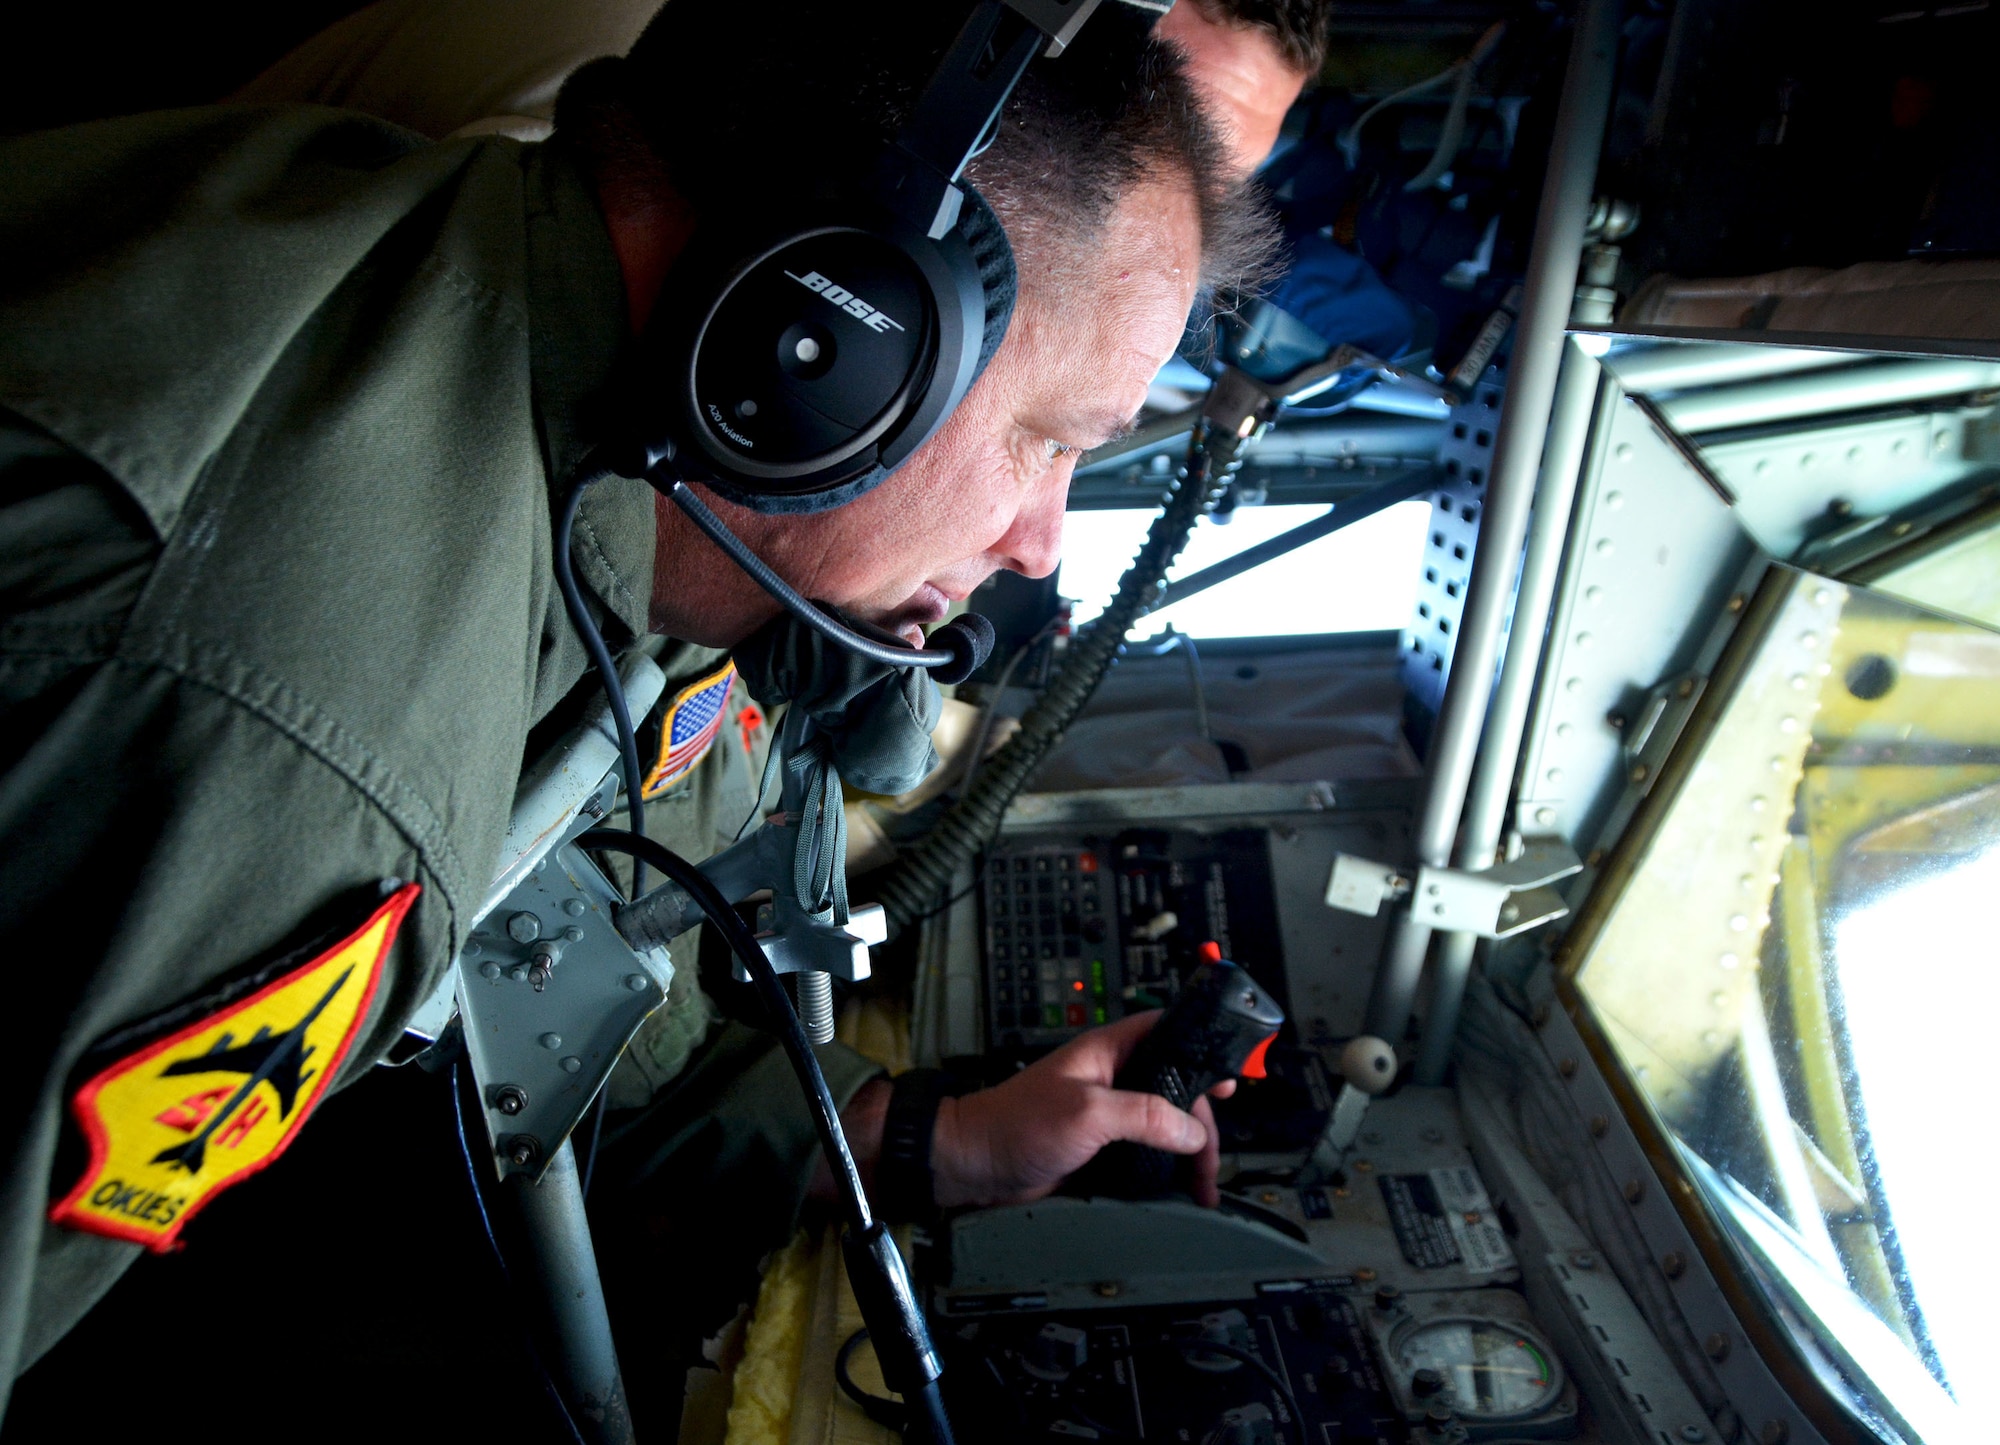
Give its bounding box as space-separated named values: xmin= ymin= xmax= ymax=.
xmin=1042 ymin=438 xmax=1080 ymax=465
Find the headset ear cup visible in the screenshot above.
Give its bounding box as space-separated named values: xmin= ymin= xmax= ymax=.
xmin=930 ymin=611 xmax=997 ymax=685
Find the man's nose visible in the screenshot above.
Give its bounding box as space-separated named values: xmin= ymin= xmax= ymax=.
xmin=994 ymin=468 xmax=1069 ymax=579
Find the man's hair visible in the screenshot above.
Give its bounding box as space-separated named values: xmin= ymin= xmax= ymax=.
xmin=563 ymin=1 xmax=1276 ymax=297
xmin=1185 ymin=0 xmax=1333 ymax=75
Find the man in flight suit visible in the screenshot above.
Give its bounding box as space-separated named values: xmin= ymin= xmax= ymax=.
xmin=0 ymin=1 xmax=1281 ymax=1433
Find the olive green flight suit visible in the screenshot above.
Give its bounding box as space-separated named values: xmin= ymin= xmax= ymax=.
xmin=0 ymin=106 xmax=878 ymax=1407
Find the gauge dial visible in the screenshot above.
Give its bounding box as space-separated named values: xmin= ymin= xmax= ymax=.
xmin=1392 ymin=1317 xmax=1562 ymax=1420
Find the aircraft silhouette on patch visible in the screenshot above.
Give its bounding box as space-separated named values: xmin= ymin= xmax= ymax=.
xmin=149 ymin=967 xmax=354 ymax=1175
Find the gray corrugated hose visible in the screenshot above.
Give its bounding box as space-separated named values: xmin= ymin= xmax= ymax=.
xmin=872 ymin=419 xmax=1244 ymax=937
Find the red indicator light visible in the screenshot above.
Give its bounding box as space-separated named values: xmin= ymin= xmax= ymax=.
xmin=1199 ymin=940 xmax=1222 ymax=963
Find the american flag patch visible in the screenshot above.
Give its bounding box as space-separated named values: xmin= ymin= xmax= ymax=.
xmin=642 ymin=662 xmax=737 ymax=799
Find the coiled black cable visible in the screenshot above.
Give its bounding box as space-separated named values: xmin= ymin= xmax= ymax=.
xmin=871 ymin=420 xmax=1243 ymax=935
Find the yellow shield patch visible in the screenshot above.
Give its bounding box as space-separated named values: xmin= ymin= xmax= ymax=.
xmin=51 ymin=883 xmax=418 ymax=1251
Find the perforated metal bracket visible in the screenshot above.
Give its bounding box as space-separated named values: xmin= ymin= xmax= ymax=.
xmin=1325 ymin=839 xmax=1583 ymax=938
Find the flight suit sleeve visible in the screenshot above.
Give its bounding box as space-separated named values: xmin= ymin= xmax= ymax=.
xmin=0 ymin=418 xmax=448 ymax=1389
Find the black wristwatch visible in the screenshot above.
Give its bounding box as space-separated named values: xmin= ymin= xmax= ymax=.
xmin=876 ymin=1068 xmax=952 ymax=1226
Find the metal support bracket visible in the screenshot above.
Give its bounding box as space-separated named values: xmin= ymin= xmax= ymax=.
xmin=1325 ymin=839 xmax=1583 ymax=938
xmin=459 ymin=774 xmax=675 ymax=1181
xmin=1621 ymin=668 xmax=1707 ymax=795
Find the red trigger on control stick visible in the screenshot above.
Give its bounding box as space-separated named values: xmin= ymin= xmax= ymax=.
xmin=1070 ymin=938 xmax=1286 ymax=1199
xmin=1201 ymin=940 xmax=1277 ymax=1078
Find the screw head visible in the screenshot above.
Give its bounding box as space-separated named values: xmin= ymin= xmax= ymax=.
xmin=494 ymin=1085 xmax=528 ymax=1116
xmin=1558 ymin=1057 xmax=1578 ymax=1078
xmin=563 ymin=926 xmax=585 ymax=943
xmin=1411 ymin=1366 xmax=1446 ymax=1397
xmin=506 ymin=911 xmax=542 ymax=944
xmin=561 ymin=1056 xmax=583 ymax=1075
xmin=563 ymin=898 xmax=586 ymax=917
xmin=1704 ymin=1332 xmax=1731 ymax=1361
xmin=540 ymin=1032 xmax=563 ymax=1050
xmin=1570 ymin=1250 xmax=1597 ymax=1270
xmin=1757 ymin=1422 xmax=1787 ymax=1445
xmin=1662 ymin=1251 xmax=1687 ymax=1279
xmin=1681 ymin=1426 xmax=1708 ymax=1442
xmin=1588 ymin=1114 xmax=1608 ymax=1137
xmin=1623 ymin=1178 xmax=1646 ymax=1204
xmin=508 ymin=964 xmax=530 ymax=982
xmin=625 ymin=974 xmax=651 ymax=992
xmin=479 ymin=961 xmax=501 ymax=980
xmin=507 ymin=1136 xmax=541 ymax=1168
xmin=1093 ymin=1281 xmax=1121 ymax=1299
xmin=1354 ymin=1267 xmax=1377 ymax=1283
xmin=1373 ymin=1284 xmax=1403 ymax=1312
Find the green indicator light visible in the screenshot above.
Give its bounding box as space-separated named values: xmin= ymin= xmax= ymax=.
xmin=1092 ymin=1006 xmax=1108 ymax=1025
xmin=1043 ymin=1005 xmax=1062 ymax=1029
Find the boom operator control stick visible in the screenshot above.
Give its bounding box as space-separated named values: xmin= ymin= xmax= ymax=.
xmin=1074 ymin=943 xmax=1286 ymax=1200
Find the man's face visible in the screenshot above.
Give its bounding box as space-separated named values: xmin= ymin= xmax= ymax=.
xmin=1157 ymin=2 xmax=1311 ymax=178
xmin=723 ymin=175 xmax=1203 ymax=645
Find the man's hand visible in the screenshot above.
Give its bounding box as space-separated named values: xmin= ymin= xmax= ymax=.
xmin=933 ymin=1011 xmax=1237 ymax=1210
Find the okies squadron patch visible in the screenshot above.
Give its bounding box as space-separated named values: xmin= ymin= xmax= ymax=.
xmin=643 ymin=661 xmax=736 ymax=798
xmin=51 ymin=883 xmax=418 ymax=1251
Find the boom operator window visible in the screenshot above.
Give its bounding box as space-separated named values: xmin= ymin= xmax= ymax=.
xmin=1060 ymin=499 xmax=1434 ymax=641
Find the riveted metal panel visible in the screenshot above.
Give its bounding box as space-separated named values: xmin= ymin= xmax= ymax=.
xmin=1515 ymin=392 xmax=1760 ymax=853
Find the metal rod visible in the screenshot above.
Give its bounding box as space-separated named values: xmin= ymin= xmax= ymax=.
xmin=1600 ymin=341 xmax=1852 ymax=394
xmin=1362 ymin=0 xmax=1624 ymax=1042
xmin=502 ymin=1139 xmax=635 ymax=1445
xmin=1412 ymin=339 xmax=1609 ymax=1084
xmin=1653 ymin=357 xmax=2000 ymax=434
xmin=1156 ymin=471 xmax=1435 ymax=609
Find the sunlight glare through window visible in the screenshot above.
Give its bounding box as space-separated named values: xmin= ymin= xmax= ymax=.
xmin=1834 ymin=847 xmax=2000 ymax=1422
xmin=1058 ymin=501 xmax=1430 ymax=640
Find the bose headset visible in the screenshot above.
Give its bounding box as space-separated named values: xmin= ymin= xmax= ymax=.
xmin=583 ymin=0 xmax=1122 ymax=683
xmin=557 ymin=0 xmax=1127 ymax=869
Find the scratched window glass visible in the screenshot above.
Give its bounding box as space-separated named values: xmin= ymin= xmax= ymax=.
xmin=1571 ymin=569 xmax=2000 ymax=1445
